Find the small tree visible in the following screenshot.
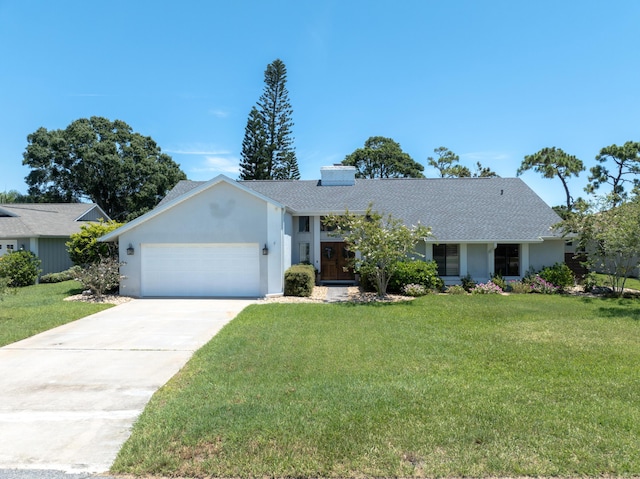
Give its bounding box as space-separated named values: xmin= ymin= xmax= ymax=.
xmin=66 ymin=220 xmax=123 ymax=265
xmin=561 ymin=197 xmax=640 ymax=296
xmin=323 ymin=207 xmax=432 ymax=296
xmin=73 ymin=256 xmax=122 ymax=300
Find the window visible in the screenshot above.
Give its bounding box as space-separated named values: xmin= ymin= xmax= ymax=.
xmin=494 ymin=244 xmax=519 ymax=276
xmin=298 ymin=216 xmax=310 ymax=233
xmin=299 ymin=243 xmax=310 ymax=263
xmin=433 ymin=244 xmax=459 ymax=276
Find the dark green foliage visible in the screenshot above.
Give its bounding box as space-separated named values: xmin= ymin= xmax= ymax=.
xmin=518 ymin=147 xmax=585 ymax=210
xmin=0 ymin=250 xmax=42 ymax=287
xmin=39 ymin=266 xmax=81 ymax=284
xmin=387 ymin=260 xmax=443 ymax=293
xmin=66 ymin=220 xmax=122 ymax=265
xmin=490 ymin=272 xmax=507 ymax=290
xmin=240 ymin=59 xmax=299 ymax=180
xmin=460 ymin=273 xmax=476 ymax=292
xmin=22 ymin=116 xmax=187 ymax=221
xmin=538 ymin=262 xmax=575 ymax=290
xmin=343 ymin=136 xmax=424 ymax=178
xmin=586 ymin=141 xmax=640 ymax=206
xmin=284 ymin=264 xmax=315 ymax=297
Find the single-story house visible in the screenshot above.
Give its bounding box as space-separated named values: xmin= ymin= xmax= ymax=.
xmin=100 ymin=166 xmax=565 ymax=298
xmin=0 ymin=203 xmax=109 ymax=275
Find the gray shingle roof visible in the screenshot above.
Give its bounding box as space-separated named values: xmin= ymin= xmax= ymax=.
xmin=160 ymin=177 xmax=563 ymax=242
xmin=0 ymin=204 xmax=107 ymax=238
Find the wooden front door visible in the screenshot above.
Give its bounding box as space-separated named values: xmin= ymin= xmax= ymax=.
xmin=320 ymin=242 xmax=355 ymax=281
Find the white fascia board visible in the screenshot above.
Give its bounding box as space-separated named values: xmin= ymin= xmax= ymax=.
xmin=99 ymin=174 xmax=285 ymax=242
xmin=424 ymin=238 xmax=547 ymax=244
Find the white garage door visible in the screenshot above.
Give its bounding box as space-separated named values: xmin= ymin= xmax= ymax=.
xmin=141 ymin=243 xmax=260 ymax=297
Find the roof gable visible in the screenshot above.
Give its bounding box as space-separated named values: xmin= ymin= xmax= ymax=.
xmin=100 ymin=175 xmax=285 ymax=241
xmin=0 ymin=203 xmax=110 ymax=239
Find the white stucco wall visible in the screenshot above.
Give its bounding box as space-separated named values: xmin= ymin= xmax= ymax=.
xmin=118 ymin=181 xmax=284 ymax=297
xmin=528 ymin=240 xmax=565 ymax=272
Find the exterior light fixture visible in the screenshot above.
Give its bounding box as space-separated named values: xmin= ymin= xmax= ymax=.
xmin=262 ymin=244 xmax=269 ymax=255
xmin=126 ymin=244 xmax=135 ymax=255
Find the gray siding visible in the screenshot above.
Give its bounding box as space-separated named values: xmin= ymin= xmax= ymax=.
xmin=38 ymin=238 xmax=73 ymax=275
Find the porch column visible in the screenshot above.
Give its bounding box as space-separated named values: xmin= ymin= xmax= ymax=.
xmin=459 ymin=243 xmax=468 ymax=277
xmin=312 ymin=216 xmax=321 ymax=273
xmin=520 ymin=243 xmax=529 ymax=277
xmin=488 ymin=243 xmax=496 ymax=277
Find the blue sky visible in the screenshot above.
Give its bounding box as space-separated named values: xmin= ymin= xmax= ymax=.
xmin=1 ymin=0 xmax=639 ymax=207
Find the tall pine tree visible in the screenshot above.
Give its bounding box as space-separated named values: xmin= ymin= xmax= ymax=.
xmin=240 ymin=59 xmax=299 ymax=180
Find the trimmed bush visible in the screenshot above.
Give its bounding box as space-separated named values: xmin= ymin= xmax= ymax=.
xmin=66 ymin=220 xmax=123 ymax=265
xmin=0 ymin=250 xmax=42 ymax=287
xmin=284 ymin=264 xmax=315 ymax=297
xmin=388 ymin=260 xmax=443 ymax=293
xmin=528 ymin=275 xmax=559 ymax=294
xmin=538 ymin=263 xmax=575 ymax=290
xmin=40 ymin=266 xmax=81 ymax=284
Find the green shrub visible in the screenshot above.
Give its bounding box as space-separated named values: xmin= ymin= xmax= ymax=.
xmin=490 ymin=273 xmax=507 ymax=291
xmin=66 ymin=220 xmax=123 ymax=265
xmin=507 ymin=280 xmax=531 ymax=294
xmin=0 ymin=250 xmax=42 ymax=287
xmin=388 ymin=260 xmax=443 ymax=293
xmin=460 ymin=273 xmax=476 ymax=292
xmin=538 ymin=263 xmax=575 ymax=290
xmin=39 ymin=266 xmax=81 ymax=284
xmin=284 ymin=264 xmax=315 ymax=297
xmin=446 ymin=284 xmax=467 ymax=295
xmin=582 ymin=271 xmax=599 ymax=292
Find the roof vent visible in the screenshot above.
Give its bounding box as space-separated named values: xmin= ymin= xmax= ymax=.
xmin=320 ymin=165 xmax=356 ymax=186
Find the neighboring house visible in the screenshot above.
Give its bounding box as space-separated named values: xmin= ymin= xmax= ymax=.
xmin=100 ymin=166 xmax=565 ymax=298
xmin=0 ymin=203 xmax=110 ymax=275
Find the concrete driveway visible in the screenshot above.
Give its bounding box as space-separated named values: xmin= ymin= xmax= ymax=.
xmin=0 ymin=298 xmax=255 ymax=474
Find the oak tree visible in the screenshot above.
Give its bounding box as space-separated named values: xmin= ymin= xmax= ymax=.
xmin=342 ymin=136 xmax=424 ymax=178
xmin=22 ymin=117 xmax=186 ymax=221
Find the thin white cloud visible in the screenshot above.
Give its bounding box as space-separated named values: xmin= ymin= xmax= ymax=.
xmin=208 ymin=109 xmax=230 ymax=118
xmin=192 ymin=156 xmax=240 ymax=175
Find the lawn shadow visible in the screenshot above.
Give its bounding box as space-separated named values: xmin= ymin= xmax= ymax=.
xmin=577 ymin=296 xmax=640 ymax=321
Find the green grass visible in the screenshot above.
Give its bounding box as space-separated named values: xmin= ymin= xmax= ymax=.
xmin=112 ymin=295 xmax=640 ymax=478
xmin=0 ymin=280 xmax=113 ymax=347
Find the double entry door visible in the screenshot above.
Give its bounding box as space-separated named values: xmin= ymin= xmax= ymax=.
xmin=320 ymin=241 xmax=355 ymax=281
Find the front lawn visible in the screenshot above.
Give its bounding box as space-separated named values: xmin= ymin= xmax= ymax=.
xmin=0 ymin=280 xmax=113 ymax=347
xmin=113 ymin=294 xmax=640 ymax=477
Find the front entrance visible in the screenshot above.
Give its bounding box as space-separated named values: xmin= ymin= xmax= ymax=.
xmin=320 ymin=242 xmax=355 ymax=281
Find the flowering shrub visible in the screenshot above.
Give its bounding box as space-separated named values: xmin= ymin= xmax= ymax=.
xmin=402 ymin=283 xmax=428 ymax=297
xmin=528 ymin=275 xmax=558 ymax=294
xmin=73 ymin=257 xmax=123 ymax=299
xmin=471 ymin=281 xmax=504 ymax=294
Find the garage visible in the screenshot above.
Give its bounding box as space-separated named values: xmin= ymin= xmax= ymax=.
xmin=140 ymin=243 xmax=260 ymax=297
